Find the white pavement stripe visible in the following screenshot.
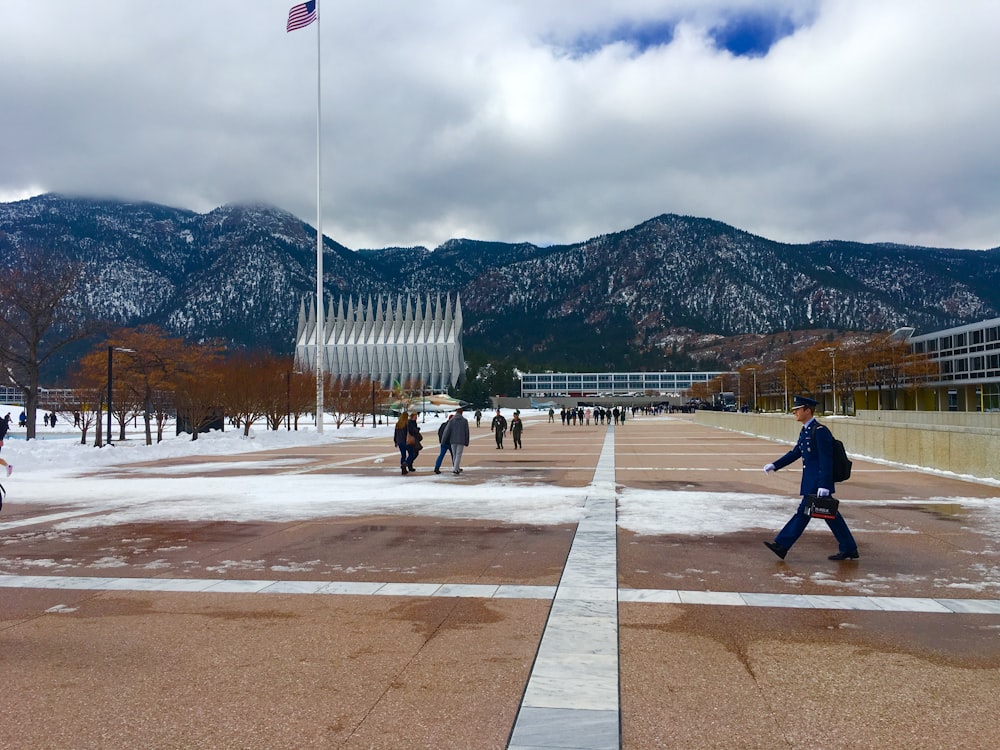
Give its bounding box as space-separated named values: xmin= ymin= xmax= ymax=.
xmin=1 ymin=575 xmax=997 ymax=614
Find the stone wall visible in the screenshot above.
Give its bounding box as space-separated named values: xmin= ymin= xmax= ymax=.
xmin=694 ymin=411 xmax=1000 ymax=482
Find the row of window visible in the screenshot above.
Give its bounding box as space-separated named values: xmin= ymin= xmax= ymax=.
xmin=521 ymin=372 xmax=727 ymax=393
xmin=913 ymin=325 xmax=1000 ymax=355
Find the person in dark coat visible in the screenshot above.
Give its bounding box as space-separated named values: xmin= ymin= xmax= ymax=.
xmin=491 ymin=409 xmax=507 ymax=449
xmin=433 ymin=414 xmax=454 ymax=474
xmin=441 ymin=407 xmax=471 ymax=474
xmin=405 ymin=411 xmax=422 ymax=472
xmin=393 ymin=413 xmax=410 ymax=475
xmin=0 ymin=413 xmax=11 ymax=475
xmin=510 ymin=411 xmax=523 ymax=449
xmin=762 ymin=395 xmax=859 ymax=561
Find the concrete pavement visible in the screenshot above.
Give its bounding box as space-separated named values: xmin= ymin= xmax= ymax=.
xmin=2 ymin=414 xmax=1000 ymax=749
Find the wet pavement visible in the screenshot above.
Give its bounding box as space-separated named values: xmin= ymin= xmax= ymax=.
xmin=2 ymin=414 xmax=1000 ymax=749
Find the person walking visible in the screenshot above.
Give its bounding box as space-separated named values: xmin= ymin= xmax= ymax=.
xmin=511 ymin=411 xmax=523 ymax=449
xmin=405 ymin=411 xmax=422 ymax=472
xmin=474 ymin=408 xmax=482 ymax=428
xmin=0 ymin=413 xmax=11 ymax=476
xmin=762 ymin=395 xmax=859 ymax=561
xmin=441 ymin=407 xmax=470 ymax=474
xmin=433 ymin=414 xmax=454 ymax=474
xmin=491 ymin=408 xmax=507 ymax=449
xmin=393 ymin=413 xmax=411 ymax=475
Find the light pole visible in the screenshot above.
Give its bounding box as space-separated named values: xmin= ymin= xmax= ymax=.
xmin=821 ymin=347 xmax=837 ymax=414
xmin=107 ymin=346 xmax=135 ymax=446
xmin=286 ymin=369 xmax=292 ymax=431
xmin=776 ymin=359 xmax=789 ymax=412
xmin=748 ymin=367 xmax=758 ymax=412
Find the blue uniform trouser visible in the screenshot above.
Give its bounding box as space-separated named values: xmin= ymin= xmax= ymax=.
xmin=433 ymin=443 xmax=453 ymax=471
xmin=775 ymin=496 xmax=858 ymax=553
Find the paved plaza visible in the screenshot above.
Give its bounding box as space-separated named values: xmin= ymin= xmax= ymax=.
xmin=2 ymin=414 xmax=1000 ymax=749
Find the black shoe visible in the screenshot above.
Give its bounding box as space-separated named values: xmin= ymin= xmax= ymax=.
xmin=434 ymin=468 xmax=441 ymax=474
xmin=401 ymin=466 xmax=408 ymax=475
xmin=829 ymin=550 xmax=860 ymax=561
xmin=407 ymin=464 xmax=415 ymax=472
xmin=764 ymin=541 xmax=788 ymax=560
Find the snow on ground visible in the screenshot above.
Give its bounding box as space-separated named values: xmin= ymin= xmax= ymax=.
xmin=2 ymin=405 xmax=1000 ymax=547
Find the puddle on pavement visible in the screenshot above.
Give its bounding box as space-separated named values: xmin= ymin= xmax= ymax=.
xmin=887 ymin=503 xmax=969 ymax=522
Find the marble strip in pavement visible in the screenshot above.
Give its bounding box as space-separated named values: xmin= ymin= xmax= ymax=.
xmin=507 ymin=426 xmax=621 ymax=750
xmin=2 ymin=574 xmax=998 ymax=615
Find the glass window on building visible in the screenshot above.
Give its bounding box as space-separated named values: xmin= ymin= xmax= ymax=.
xmin=983 ymin=384 xmax=1000 ymax=412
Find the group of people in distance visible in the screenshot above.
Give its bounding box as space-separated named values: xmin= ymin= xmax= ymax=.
xmin=389 ymin=395 xmax=861 ymax=563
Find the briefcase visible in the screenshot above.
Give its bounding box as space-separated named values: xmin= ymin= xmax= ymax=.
xmin=806 ymin=494 xmax=839 ymax=520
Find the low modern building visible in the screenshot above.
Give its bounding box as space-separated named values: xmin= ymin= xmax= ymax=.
xmin=907 ymin=317 xmax=1000 ymax=411
xmin=294 ymin=293 xmax=464 ymax=391
xmin=519 ymin=370 xmax=732 ymax=399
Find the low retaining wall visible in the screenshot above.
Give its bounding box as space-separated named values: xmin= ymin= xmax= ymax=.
xmin=694 ymin=411 xmax=1000 ymax=482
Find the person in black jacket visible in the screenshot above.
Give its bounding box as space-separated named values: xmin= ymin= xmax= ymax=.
xmin=491 ymin=409 xmax=507 ymax=449
xmin=405 ymin=411 xmax=422 ymax=472
xmin=0 ymin=413 xmax=11 ymax=476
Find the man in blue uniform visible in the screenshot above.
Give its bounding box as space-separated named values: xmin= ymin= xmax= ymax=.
xmin=762 ymin=395 xmax=859 ymax=561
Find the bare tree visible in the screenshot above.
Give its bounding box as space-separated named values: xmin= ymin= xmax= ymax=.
xmin=331 ymin=376 xmax=381 ymax=427
xmin=0 ymin=250 xmax=91 ymax=440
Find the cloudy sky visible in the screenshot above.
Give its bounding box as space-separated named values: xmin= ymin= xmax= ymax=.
xmin=2 ymin=0 xmax=999 ymax=251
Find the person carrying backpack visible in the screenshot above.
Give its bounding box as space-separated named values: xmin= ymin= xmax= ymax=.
xmin=762 ymin=395 xmax=859 ymax=561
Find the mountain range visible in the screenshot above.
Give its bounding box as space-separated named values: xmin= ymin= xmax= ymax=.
xmin=2 ymin=193 xmax=999 ymax=374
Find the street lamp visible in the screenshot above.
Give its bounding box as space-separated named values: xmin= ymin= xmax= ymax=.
xmin=821 ymin=347 xmax=837 ymax=414
xmin=107 ymin=346 xmax=135 ymax=446
xmin=776 ymin=359 xmax=789 ymax=412
xmin=747 ymin=367 xmax=758 ymax=412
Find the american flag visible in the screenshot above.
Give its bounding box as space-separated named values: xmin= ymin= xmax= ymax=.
xmin=286 ymin=1 xmax=317 ymax=32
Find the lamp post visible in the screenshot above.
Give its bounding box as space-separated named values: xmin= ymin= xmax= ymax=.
xmin=776 ymin=359 xmax=788 ymax=412
xmin=821 ymin=347 xmax=837 ymax=414
xmin=748 ymin=367 xmax=758 ymax=412
xmin=286 ymin=369 xmax=291 ymax=431
xmin=107 ymin=346 xmax=135 ymax=446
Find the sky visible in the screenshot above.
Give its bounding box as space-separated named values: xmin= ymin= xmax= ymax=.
xmin=2 ymin=408 xmax=1000 ymax=593
xmin=2 ymin=0 xmax=1000 ymax=251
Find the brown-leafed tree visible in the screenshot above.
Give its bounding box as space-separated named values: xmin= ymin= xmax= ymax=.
xmin=172 ymin=342 xmax=224 ymax=440
xmin=75 ymin=327 xmax=193 ymax=445
xmin=219 ymin=351 xmax=277 ymax=437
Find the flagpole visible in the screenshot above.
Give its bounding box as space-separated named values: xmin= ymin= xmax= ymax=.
xmin=314 ymin=0 xmax=324 ymax=434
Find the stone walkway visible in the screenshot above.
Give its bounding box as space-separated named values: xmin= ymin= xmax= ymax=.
xmin=2 ymin=415 xmax=1000 ymax=748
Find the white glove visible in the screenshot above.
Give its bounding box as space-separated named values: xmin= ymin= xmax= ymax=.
xmin=763 ymin=463 xmax=775 ymax=474
xmin=816 ymin=488 xmax=831 ymax=497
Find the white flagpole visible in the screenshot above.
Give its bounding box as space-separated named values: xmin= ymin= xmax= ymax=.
xmin=314 ymin=0 xmax=324 ymax=433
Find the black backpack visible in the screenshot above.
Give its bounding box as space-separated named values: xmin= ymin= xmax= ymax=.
xmin=812 ymin=422 xmax=853 ymax=483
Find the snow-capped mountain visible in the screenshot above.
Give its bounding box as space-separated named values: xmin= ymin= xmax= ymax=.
xmin=2 ymin=194 xmax=999 ymax=371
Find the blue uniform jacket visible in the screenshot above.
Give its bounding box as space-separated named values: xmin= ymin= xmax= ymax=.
xmin=772 ymin=420 xmax=835 ymax=496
